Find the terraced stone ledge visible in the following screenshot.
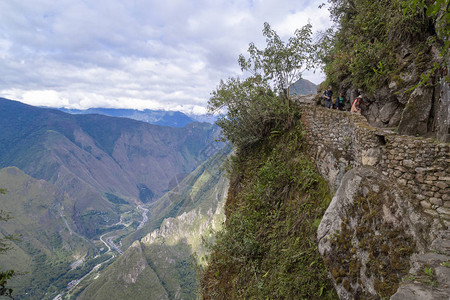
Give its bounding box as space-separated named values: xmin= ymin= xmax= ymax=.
xmin=300 ymin=105 xmax=450 ymax=226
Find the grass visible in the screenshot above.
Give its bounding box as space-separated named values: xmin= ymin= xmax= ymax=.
xmin=200 ymin=121 xmax=337 ymax=299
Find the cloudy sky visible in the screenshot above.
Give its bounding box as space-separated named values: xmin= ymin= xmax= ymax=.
xmin=0 ymin=0 xmax=331 ymax=114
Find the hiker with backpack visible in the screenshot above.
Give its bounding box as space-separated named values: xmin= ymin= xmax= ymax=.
xmin=337 ymin=91 xmax=345 ymax=111
xmin=322 ymin=86 xmax=333 ymax=109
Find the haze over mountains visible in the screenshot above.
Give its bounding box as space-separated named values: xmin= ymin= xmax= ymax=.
xmin=57 ymin=108 xmax=215 ymax=128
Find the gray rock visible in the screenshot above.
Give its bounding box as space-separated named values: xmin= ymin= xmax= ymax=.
xmin=391 ymin=283 xmax=449 ymax=300
xmin=398 ymin=86 xmax=434 ymax=136
xmin=317 ymin=166 xmax=449 ymax=299
xmin=380 ymin=101 xmax=400 ymax=123
xmin=435 ymin=78 xmax=450 ymax=143
xmin=388 ymin=106 xmax=403 ymax=127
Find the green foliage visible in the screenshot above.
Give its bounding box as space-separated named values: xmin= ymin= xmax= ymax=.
xmin=409 ymin=0 xmax=450 ymax=79
xmin=422 ymin=266 xmax=438 ymax=286
xmin=319 ymin=0 xmax=442 ymax=93
xmin=238 ymin=22 xmax=315 ymax=97
xmin=105 ymin=192 xmax=128 ymax=205
xmin=175 ymin=258 xmax=198 ymax=299
xmin=209 ymin=76 xmax=298 ymax=149
xmin=209 ymin=22 xmax=315 ymax=149
xmin=0 ymin=269 xmax=14 ymax=299
xmin=407 ymin=0 xmax=450 ymax=56
xmin=201 ymin=124 xmax=337 ymax=299
xmin=441 ymin=261 xmax=450 ymax=267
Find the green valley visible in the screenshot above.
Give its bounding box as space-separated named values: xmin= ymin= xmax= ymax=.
xmin=0 ymin=98 xmax=223 ymax=298
xmin=76 ymin=145 xmax=230 ymax=300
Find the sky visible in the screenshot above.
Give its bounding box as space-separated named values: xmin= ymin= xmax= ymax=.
xmin=0 ymin=0 xmax=331 ymax=114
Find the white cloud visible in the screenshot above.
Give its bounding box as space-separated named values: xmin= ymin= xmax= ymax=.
xmin=0 ymin=0 xmax=331 ymax=113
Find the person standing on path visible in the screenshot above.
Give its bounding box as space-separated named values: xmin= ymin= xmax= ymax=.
xmin=323 ymin=86 xmax=333 ymax=109
xmin=351 ymin=95 xmax=362 ymax=113
xmin=337 ymin=91 xmax=345 ymax=111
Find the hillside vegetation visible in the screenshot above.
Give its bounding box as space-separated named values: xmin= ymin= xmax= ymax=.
xmin=322 ymin=0 xmax=449 ymax=93
xmin=0 ymin=167 xmax=94 ymax=299
xmin=200 ymin=116 xmax=336 ymax=298
xmin=319 ymin=0 xmax=449 ymax=139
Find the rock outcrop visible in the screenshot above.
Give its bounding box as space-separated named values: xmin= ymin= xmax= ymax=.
xmin=436 ymin=78 xmax=450 ymax=143
xmin=318 ymin=167 xmax=449 ymax=299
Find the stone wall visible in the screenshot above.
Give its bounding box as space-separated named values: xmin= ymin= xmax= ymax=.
xmin=301 ymin=105 xmax=450 ymax=226
xmin=379 ymin=135 xmax=449 ymax=221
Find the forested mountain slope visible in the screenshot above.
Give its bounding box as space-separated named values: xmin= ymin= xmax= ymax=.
xmin=0 ymin=167 xmax=95 ymax=298
xmin=0 ymin=97 xmax=220 ymax=238
xmin=77 ymin=145 xmax=230 ymax=300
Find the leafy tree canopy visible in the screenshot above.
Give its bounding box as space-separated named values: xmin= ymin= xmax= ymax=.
xmin=238 ymin=22 xmax=315 ymax=98
xmin=209 ymin=23 xmax=312 ymax=149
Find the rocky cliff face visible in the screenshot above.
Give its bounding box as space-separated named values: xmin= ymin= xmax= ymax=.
xmin=323 ymin=0 xmax=450 ymax=143
xmin=142 ymin=198 xmax=225 ymax=265
xmin=318 ymin=167 xmax=449 ymax=299
xmin=355 ymin=47 xmax=448 ymax=140
xmin=436 ymin=79 xmax=450 ymax=142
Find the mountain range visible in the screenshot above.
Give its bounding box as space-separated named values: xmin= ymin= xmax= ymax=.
xmin=57 ymin=108 xmax=196 ymax=127
xmin=57 ymin=107 xmax=219 ymax=127
xmin=0 ymin=97 xmax=224 ymax=298
xmin=0 ymin=98 xmax=221 ymax=236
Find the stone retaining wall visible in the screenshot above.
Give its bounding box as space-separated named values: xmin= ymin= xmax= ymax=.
xmin=301 ymin=105 xmax=450 ymax=226
xmin=379 ymin=135 xmax=449 ymax=219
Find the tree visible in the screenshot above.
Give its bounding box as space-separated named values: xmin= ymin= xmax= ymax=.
xmin=209 ymin=23 xmax=313 ymax=149
xmin=238 ymin=22 xmax=315 ymax=100
xmin=0 ymin=188 xmax=15 ymax=299
xmin=209 ymin=76 xmax=285 ymax=148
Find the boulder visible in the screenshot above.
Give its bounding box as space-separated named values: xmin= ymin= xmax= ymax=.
xmin=398 ymin=86 xmax=434 ymax=136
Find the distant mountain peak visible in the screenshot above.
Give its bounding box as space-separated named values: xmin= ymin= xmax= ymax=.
xmin=289 ymin=78 xmax=318 ymax=96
